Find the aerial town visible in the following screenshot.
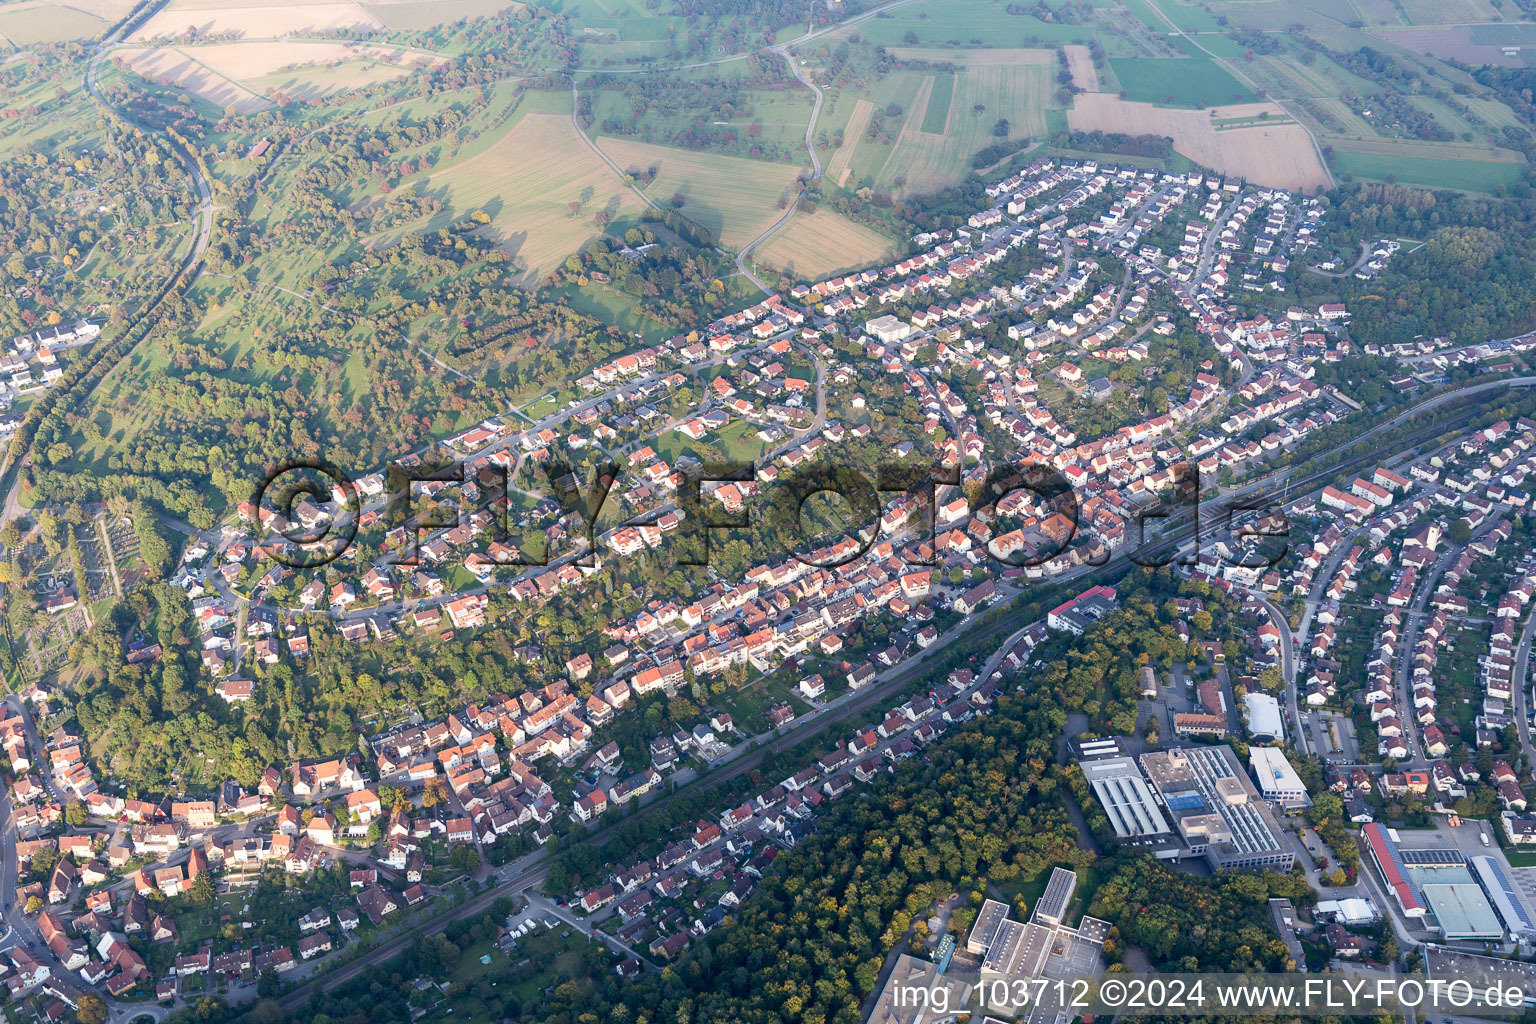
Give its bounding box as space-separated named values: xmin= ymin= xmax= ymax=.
xmin=7 ymin=0 xmax=1536 ymax=1022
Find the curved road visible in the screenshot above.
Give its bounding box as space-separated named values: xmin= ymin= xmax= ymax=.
xmin=735 ymin=46 xmax=824 ymax=291
xmin=0 ymin=23 xmax=217 ymax=534
xmin=270 ymin=374 xmax=1524 ymax=1012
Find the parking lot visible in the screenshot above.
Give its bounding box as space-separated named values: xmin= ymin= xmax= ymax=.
xmin=1302 ymin=709 xmax=1359 ymax=762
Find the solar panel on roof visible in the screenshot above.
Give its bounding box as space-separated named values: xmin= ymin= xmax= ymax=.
xmin=1401 ymin=847 xmax=1464 ymax=866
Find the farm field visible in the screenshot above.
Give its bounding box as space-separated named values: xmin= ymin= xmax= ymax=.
xmin=1378 ymin=26 xmax=1530 ymax=66
xmin=1324 ymin=136 xmax=1526 ymax=191
xmin=243 ymin=59 xmax=416 ymax=98
xmin=826 ymin=99 xmax=873 ymax=188
xmin=885 ymin=46 xmax=1055 ymax=66
xmin=919 ymin=72 xmax=954 ymax=134
xmin=850 ymin=0 xmax=1102 ymax=46
xmin=165 ymin=40 xmax=448 ymax=77
xmin=118 ymin=39 xmax=448 ymax=103
xmin=370 ymin=112 xmax=647 ymax=283
xmin=1064 ymin=44 xmax=1098 ymax=91
xmin=1108 ymin=57 xmax=1254 ymax=107
xmin=118 ymin=47 xmax=274 ymax=113
xmin=132 ymin=0 xmax=382 ymax=40
xmin=595 ymin=138 xmax=801 ymax=250
xmin=363 ymin=0 xmax=520 ymax=29
xmin=1398 ymin=0 xmax=1504 ymax=24
xmin=867 ymin=63 xmax=1056 ymax=192
xmin=0 ymin=1 xmax=115 ymax=43
xmin=753 ymin=208 xmax=895 ymax=280
xmin=1068 ymin=94 xmax=1330 ymax=190
xmin=1331 ymin=151 xmax=1525 ymax=191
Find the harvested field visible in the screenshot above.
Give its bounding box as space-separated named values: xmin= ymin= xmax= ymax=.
xmin=0 ymin=1 xmax=112 ymax=43
xmin=1064 ymin=44 xmax=1098 ymax=92
xmin=118 ymin=46 xmax=273 ymax=113
xmin=1377 ymin=26 xmax=1528 ymax=66
xmin=596 ymin=138 xmax=801 ymax=250
xmin=363 ymin=0 xmax=520 ymax=28
xmin=174 ymin=40 xmax=448 ymax=78
xmin=754 ymin=208 xmax=895 ymax=280
xmin=133 ymin=1 xmax=381 ymax=40
xmin=1398 ymin=0 xmax=1503 ymax=23
xmin=872 ymin=63 xmax=1055 ymax=192
xmin=1068 ymin=94 xmax=1331 ymax=190
xmin=827 ymin=98 xmax=873 ymax=189
xmin=245 ymin=59 xmax=413 ymax=97
xmin=886 ymin=46 xmax=1055 ymax=66
xmin=370 ymin=113 xmax=645 ymax=283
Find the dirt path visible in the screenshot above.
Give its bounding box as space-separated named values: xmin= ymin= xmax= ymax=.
xmin=97 ymin=517 xmax=123 ymax=597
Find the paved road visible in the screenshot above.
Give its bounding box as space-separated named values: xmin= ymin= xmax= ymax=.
xmin=565 ymin=77 xmax=660 ymax=214
xmin=1511 ymin=596 xmax=1536 ymax=766
xmin=1258 ymin=596 xmax=1306 ymax=755
xmin=735 ymin=45 xmax=824 ymax=291
xmin=267 ymin=376 xmax=1519 ymax=1010
xmin=1135 ymin=0 xmax=1334 ymax=189
xmin=1391 ymin=518 xmax=1499 ymax=770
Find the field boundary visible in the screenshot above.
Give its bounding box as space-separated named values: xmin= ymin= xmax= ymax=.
xmin=919 ymin=71 xmax=954 ymax=135
xmin=827 ymin=98 xmax=873 ymax=188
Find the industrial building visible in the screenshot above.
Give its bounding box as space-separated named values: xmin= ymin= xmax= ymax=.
xmin=1471 ymin=856 xmax=1536 ymax=941
xmin=1361 ymin=823 xmax=1427 ymax=919
xmin=1139 ymin=746 xmax=1295 ymax=871
xmin=1243 ymin=692 xmax=1285 ymax=744
xmin=972 ymin=868 xmax=1111 ymax=1024
xmin=1315 ymin=897 xmax=1380 ymax=926
xmin=1078 ymin=755 xmax=1173 ymax=841
xmin=1362 ymin=825 xmax=1528 ymax=941
xmin=1248 ymin=746 xmax=1310 ymax=810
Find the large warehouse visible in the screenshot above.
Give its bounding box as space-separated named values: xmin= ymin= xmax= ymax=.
xmin=1079 ymin=755 xmax=1172 ymax=839
xmin=1362 ymin=825 xmax=1520 ymax=940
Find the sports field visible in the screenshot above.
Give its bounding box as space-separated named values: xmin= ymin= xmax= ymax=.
xmin=372 ymin=113 xmax=647 ymax=282
xmin=595 ymin=138 xmax=802 ymax=250
xmin=754 ymin=208 xmax=895 ymax=280
xmin=1108 ymin=57 xmax=1254 ymax=107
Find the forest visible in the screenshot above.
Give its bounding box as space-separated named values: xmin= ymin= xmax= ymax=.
xmin=1292 ymin=184 xmax=1536 ymax=350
